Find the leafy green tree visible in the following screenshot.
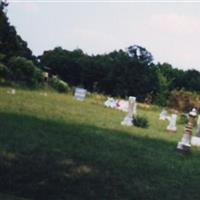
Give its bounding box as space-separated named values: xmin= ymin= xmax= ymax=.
xmin=127 ymin=45 xmax=153 ymax=65
xmin=0 ymin=1 xmax=35 ymax=63
xmin=8 ymin=56 xmax=42 ymax=87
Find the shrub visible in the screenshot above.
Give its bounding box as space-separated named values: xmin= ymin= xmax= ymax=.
xmin=178 ymin=113 xmax=188 ymax=125
xmin=133 ymin=115 xmax=149 ymax=128
xmin=168 ymin=90 xmax=200 ymax=112
xmin=0 ymin=63 xmax=9 ymax=84
xmin=8 ymin=56 xmax=43 ymax=87
xmin=49 ymin=76 xmax=69 ymax=93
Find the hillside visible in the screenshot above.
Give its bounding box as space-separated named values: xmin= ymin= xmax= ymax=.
xmin=0 ymin=87 xmax=200 ymax=200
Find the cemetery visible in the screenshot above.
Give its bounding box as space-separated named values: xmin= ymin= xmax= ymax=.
xmin=1 ymin=1 xmax=200 ymax=200
xmin=1 ymin=86 xmax=200 ymax=200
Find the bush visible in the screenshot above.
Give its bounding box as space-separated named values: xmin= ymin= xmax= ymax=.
xmin=0 ymin=63 xmax=9 ymax=84
xmin=133 ymin=115 xmax=149 ymax=128
xmin=8 ymin=56 xmax=43 ymax=87
xmin=178 ymin=113 xmax=188 ymax=125
xmin=49 ymin=76 xmax=69 ymax=93
xmin=168 ymin=90 xmax=200 ymax=112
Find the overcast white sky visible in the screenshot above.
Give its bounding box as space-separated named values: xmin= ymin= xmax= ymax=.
xmin=6 ymin=1 xmax=200 ymax=70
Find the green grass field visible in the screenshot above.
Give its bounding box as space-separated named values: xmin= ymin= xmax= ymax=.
xmin=0 ymin=87 xmax=200 ymax=200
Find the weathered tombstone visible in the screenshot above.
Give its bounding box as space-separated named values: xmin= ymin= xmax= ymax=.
xmin=166 ymin=114 xmax=177 ymax=132
xmin=11 ymin=89 xmax=16 ymax=94
xmin=191 ymin=114 xmax=200 ymax=146
xmin=177 ymin=108 xmax=197 ymax=154
xmin=74 ymin=88 xmax=87 ymax=101
xmin=159 ymin=109 xmax=168 ymax=120
xmin=121 ymin=96 xmax=136 ymax=126
xmin=7 ymin=89 xmax=16 ymax=95
xmin=104 ymin=97 xmax=117 ymax=108
xmin=43 ymin=72 xmax=49 ymax=82
xmin=116 ymin=100 xmax=128 ymax=112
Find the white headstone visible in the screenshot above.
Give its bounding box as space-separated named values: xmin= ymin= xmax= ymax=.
xmin=7 ymin=89 xmax=16 ymax=95
xmin=121 ymin=96 xmax=136 ymax=126
xmin=166 ymin=114 xmax=177 ymax=132
xmin=191 ymin=114 xmax=200 ymax=146
xmin=177 ymin=108 xmax=197 ymax=151
xmin=116 ymin=100 xmax=128 ymax=112
xmin=74 ymin=88 xmax=87 ymax=101
xmin=11 ymin=89 xmax=16 ymax=94
xmin=191 ymin=136 xmax=200 ymax=147
xmin=104 ymin=97 xmax=117 ymax=108
xmin=159 ymin=109 xmax=168 ymax=120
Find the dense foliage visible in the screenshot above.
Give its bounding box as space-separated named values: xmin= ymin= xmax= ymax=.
xmin=133 ymin=115 xmax=149 ymax=128
xmin=39 ymin=47 xmax=159 ymax=101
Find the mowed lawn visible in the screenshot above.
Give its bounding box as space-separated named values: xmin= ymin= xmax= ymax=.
xmin=0 ymin=87 xmax=200 ymax=200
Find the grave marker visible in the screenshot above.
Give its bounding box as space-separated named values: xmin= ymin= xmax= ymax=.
xmin=159 ymin=109 xmax=168 ymax=120
xmin=166 ymin=114 xmax=177 ymax=132
xmin=177 ymin=108 xmax=197 ymax=154
xmin=121 ymin=96 xmax=136 ymax=126
xmin=191 ymin=115 xmax=200 ymax=147
xmin=74 ymin=88 xmax=87 ymax=101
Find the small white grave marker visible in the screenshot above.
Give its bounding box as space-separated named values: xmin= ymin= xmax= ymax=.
xmin=159 ymin=109 xmax=168 ymax=120
xmin=7 ymin=89 xmax=16 ymax=95
xmin=116 ymin=100 xmax=128 ymax=112
xmin=121 ymin=96 xmax=136 ymax=126
xmin=104 ymin=97 xmax=117 ymax=108
xmin=191 ymin=114 xmax=200 ymax=147
xmin=74 ymin=88 xmax=87 ymax=101
xmin=166 ymin=114 xmax=177 ymax=132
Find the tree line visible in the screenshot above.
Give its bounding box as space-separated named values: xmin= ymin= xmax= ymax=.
xmin=1 ymin=1 xmax=200 ymax=106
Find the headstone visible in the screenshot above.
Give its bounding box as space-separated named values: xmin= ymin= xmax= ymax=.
xmin=116 ymin=100 xmax=128 ymax=112
xmin=191 ymin=114 xmax=200 ymax=147
xmin=104 ymin=97 xmax=117 ymax=108
xmin=159 ymin=109 xmax=168 ymax=120
xmin=74 ymin=88 xmax=87 ymax=101
xmin=177 ymin=108 xmax=197 ymax=154
xmin=166 ymin=114 xmax=177 ymax=132
xmin=7 ymin=89 xmax=16 ymax=95
xmin=121 ymin=96 xmax=136 ymax=126
xmin=39 ymin=92 xmax=47 ymax=96
xmin=11 ymin=89 xmax=16 ymax=94
xmin=43 ymin=72 xmax=49 ymax=82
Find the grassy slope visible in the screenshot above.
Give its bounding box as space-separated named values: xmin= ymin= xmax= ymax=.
xmin=0 ymin=87 xmax=200 ymax=200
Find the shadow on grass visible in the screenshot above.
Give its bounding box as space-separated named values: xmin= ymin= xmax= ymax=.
xmin=1 ymin=112 xmax=200 ymax=200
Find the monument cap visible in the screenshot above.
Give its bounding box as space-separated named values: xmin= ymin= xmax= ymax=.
xmin=189 ymin=108 xmax=197 ymax=117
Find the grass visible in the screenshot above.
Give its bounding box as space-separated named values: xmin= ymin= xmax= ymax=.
xmin=0 ymin=87 xmax=200 ymax=200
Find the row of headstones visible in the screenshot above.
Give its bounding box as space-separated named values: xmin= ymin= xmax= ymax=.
xmin=6 ymin=87 xmax=86 ymax=99
xmin=104 ymin=97 xmax=137 ymax=113
xmin=6 ymin=89 xmax=48 ymax=97
xmin=120 ymin=97 xmax=200 ymax=154
xmin=159 ymin=109 xmax=200 ymax=136
xmin=160 ymin=108 xmax=200 ymax=154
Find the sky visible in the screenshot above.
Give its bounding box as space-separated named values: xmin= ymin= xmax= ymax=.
xmin=6 ymin=0 xmax=200 ymax=70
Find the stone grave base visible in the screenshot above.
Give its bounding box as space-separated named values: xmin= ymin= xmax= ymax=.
xmin=176 ymin=142 xmax=191 ymax=155
xmin=191 ymin=136 xmax=200 ymax=147
xmin=166 ymin=128 xmax=177 ymax=133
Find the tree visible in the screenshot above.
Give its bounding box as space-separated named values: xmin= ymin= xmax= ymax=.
xmin=127 ymin=45 xmax=153 ymax=65
xmin=8 ymin=56 xmax=42 ymax=87
xmin=0 ymin=1 xmax=35 ymax=63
